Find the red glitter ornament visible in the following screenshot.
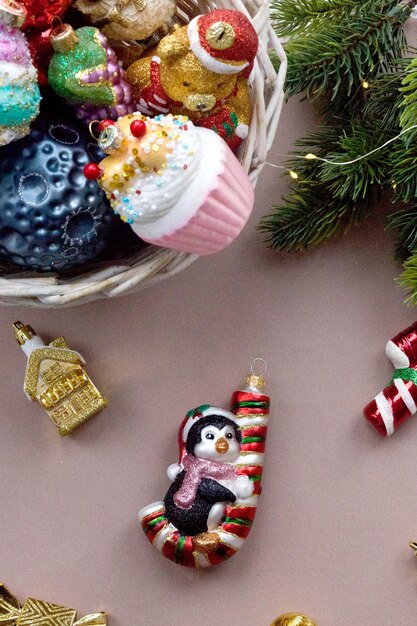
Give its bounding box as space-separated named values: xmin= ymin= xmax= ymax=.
xmin=83 ymin=162 xmax=103 ymax=180
xmin=130 ymin=119 xmax=147 ymax=138
xmin=98 ymin=119 xmax=116 ymax=133
xmin=26 ymin=29 xmax=53 ymax=86
xmin=21 ymin=0 xmax=72 ymax=31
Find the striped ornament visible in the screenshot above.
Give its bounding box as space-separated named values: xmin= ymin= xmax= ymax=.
xmin=139 ymin=384 xmax=270 ymax=568
xmin=364 ymin=321 xmax=417 ymax=436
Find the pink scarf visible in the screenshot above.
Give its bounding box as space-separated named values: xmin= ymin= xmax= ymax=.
xmin=173 ymin=453 xmax=237 ymax=509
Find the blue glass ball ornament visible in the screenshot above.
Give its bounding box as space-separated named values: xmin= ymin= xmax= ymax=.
xmin=0 ymin=100 xmax=116 ymax=272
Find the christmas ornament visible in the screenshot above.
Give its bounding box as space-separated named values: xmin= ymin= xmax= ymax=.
xmin=48 ymin=24 xmax=135 ymax=123
xmin=74 ymin=0 xmax=177 ymax=44
xmin=125 ymin=9 xmax=258 ymax=151
xmin=0 ymin=100 xmax=116 ymax=272
xmin=26 ymin=28 xmax=53 ymax=86
xmin=20 ymin=0 xmax=71 ymax=31
xmin=0 ymin=0 xmax=41 ymax=146
xmin=86 ymin=112 xmax=254 ymax=254
xmin=13 ymin=321 xmax=108 ymax=436
xmin=139 ymin=359 xmax=270 ymax=568
xmin=363 ymin=321 xmax=417 ymax=436
xmin=271 ymin=615 xmax=318 ymax=626
xmin=0 ymin=583 xmax=107 ymax=625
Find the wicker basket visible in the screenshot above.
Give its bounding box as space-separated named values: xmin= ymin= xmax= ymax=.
xmin=0 ymin=0 xmax=286 ymax=307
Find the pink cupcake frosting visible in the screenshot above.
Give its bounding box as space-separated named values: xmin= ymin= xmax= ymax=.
xmin=96 ymin=113 xmax=254 ymax=255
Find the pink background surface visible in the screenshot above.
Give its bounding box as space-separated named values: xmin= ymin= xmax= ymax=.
xmin=1 ymin=96 xmax=417 ymax=626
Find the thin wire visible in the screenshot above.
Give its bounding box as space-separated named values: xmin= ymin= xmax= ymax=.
xmin=298 ymin=124 xmax=417 ymax=166
xmin=251 ymin=358 xmax=267 ymax=377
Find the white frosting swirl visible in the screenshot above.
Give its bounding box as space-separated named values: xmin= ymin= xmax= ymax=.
xmin=106 ymin=114 xmax=202 ymax=226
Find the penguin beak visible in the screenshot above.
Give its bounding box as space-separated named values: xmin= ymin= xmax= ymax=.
xmin=215 ymin=437 xmax=229 ymax=454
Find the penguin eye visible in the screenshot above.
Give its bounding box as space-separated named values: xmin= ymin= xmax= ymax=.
xmin=205 ymin=433 xmax=215 ymax=440
xmin=226 ymin=432 xmax=233 ymax=439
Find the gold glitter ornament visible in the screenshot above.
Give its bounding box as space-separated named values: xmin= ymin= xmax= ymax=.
xmin=13 ymin=321 xmax=108 ymax=436
xmin=126 ymin=9 xmax=259 ymax=152
xmin=0 ymin=584 xmax=107 ymax=626
xmin=271 ymin=615 xmax=318 ymax=626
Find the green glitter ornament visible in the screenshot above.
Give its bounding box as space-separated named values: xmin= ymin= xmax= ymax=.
xmin=48 ymin=25 xmax=126 ymax=107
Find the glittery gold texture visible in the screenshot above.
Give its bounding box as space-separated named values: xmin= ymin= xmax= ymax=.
xmin=22 ymin=341 xmax=108 ymax=436
xmin=271 ymin=615 xmax=318 ymax=626
xmin=206 ymin=22 xmax=235 ymax=50
xmin=0 ymin=585 xmax=107 ymax=626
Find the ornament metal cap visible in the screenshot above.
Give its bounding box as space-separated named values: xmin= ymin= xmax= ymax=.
xmin=0 ymin=0 xmax=26 ymax=28
xmin=13 ymin=320 xmax=37 ymax=346
xmin=50 ymin=20 xmax=79 ymax=54
xmin=271 ymin=614 xmax=318 ymax=626
xmin=409 ymin=540 xmax=417 ymax=556
xmin=245 ymin=357 xmax=267 ymax=390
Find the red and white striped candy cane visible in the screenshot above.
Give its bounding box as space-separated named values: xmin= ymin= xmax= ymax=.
xmin=139 ymin=360 xmax=271 ymax=568
xmin=364 ymin=322 xmax=417 ymax=436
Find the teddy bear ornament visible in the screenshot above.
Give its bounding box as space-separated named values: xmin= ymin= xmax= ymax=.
xmin=138 ymin=359 xmax=270 ymax=568
xmin=126 ymin=9 xmax=258 ymax=151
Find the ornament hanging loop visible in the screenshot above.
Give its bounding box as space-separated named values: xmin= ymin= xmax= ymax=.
xmin=246 ymin=358 xmax=267 ymax=390
xmin=50 ymin=17 xmax=79 ymax=53
xmin=88 ymin=120 xmax=101 ymax=141
xmin=251 ymin=357 xmax=267 ymax=377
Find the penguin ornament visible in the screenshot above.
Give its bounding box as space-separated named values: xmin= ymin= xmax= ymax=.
xmin=139 ymin=360 xmax=270 ymax=568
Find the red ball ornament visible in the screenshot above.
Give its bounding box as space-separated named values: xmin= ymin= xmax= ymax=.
xmin=130 ymin=119 xmax=147 ymax=138
xmin=20 ymin=0 xmax=72 ymax=31
xmin=26 ymin=29 xmax=53 ymax=87
xmin=98 ymin=119 xmax=115 ymax=133
xmin=83 ymin=162 xmax=103 ymax=180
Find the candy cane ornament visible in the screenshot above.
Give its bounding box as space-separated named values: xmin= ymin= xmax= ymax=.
xmin=363 ymin=321 xmax=417 ymax=436
xmin=139 ymin=359 xmax=270 ymax=568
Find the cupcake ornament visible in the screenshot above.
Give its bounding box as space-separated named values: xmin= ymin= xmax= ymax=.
xmin=85 ymin=113 xmax=254 ymax=254
xmin=0 ymin=0 xmax=41 ymax=146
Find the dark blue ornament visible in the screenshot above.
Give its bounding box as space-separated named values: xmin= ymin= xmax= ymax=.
xmin=0 ymin=100 xmax=116 ymax=272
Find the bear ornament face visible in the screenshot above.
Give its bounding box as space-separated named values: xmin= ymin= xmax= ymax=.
xmin=125 ymin=9 xmax=259 ymax=151
xmin=157 ymin=27 xmax=238 ymax=115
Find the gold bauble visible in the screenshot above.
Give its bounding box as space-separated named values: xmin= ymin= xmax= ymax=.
xmin=271 ymin=614 xmax=318 ymax=626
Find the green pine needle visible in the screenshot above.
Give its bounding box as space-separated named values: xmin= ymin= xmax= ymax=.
xmin=387 ymin=205 xmax=417 ymax=259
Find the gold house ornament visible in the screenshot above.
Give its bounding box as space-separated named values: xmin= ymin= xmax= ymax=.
xmin=0 ymin=584 xmax=107 ymax=625
xmin=13 ymin=321 xmax=108 ymax=436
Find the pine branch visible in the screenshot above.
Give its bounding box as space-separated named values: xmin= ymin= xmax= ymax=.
xmin=387 ymin=204 xmax=417 ymax=259
xmin=399 ymin=55 xmax=417 ymax=146
xmin=271 ymin=0 xmax=359 ymax=38
xmin=399 ymin=251 xmax=417 ymax=304
xmin=391 ymin=140 xmax=417 ymax=202
xmin=259 ymin=182 xmax=374 ymax=250
xmin=362 ymin=57 xmax=410 ymax=130
xmin=283 ymin=1 xmax=410 ymax=101
xmin=318 ymin=124 xmax=392 ymax=201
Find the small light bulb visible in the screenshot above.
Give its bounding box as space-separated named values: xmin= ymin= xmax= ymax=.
xmin=362 ymin=81 xmax=370 ymax=89
xmin=289 ymin=170 xmax=298 ymax=180
xmin=305 ymin=153 xmax=317 ymax=160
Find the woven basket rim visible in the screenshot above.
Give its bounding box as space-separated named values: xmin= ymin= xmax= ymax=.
xmin=0 ymin=0 xmax=287 ymax=306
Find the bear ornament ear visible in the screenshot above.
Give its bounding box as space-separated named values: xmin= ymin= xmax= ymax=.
xmin=157 ymin=27 xmax=190 ymax=60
